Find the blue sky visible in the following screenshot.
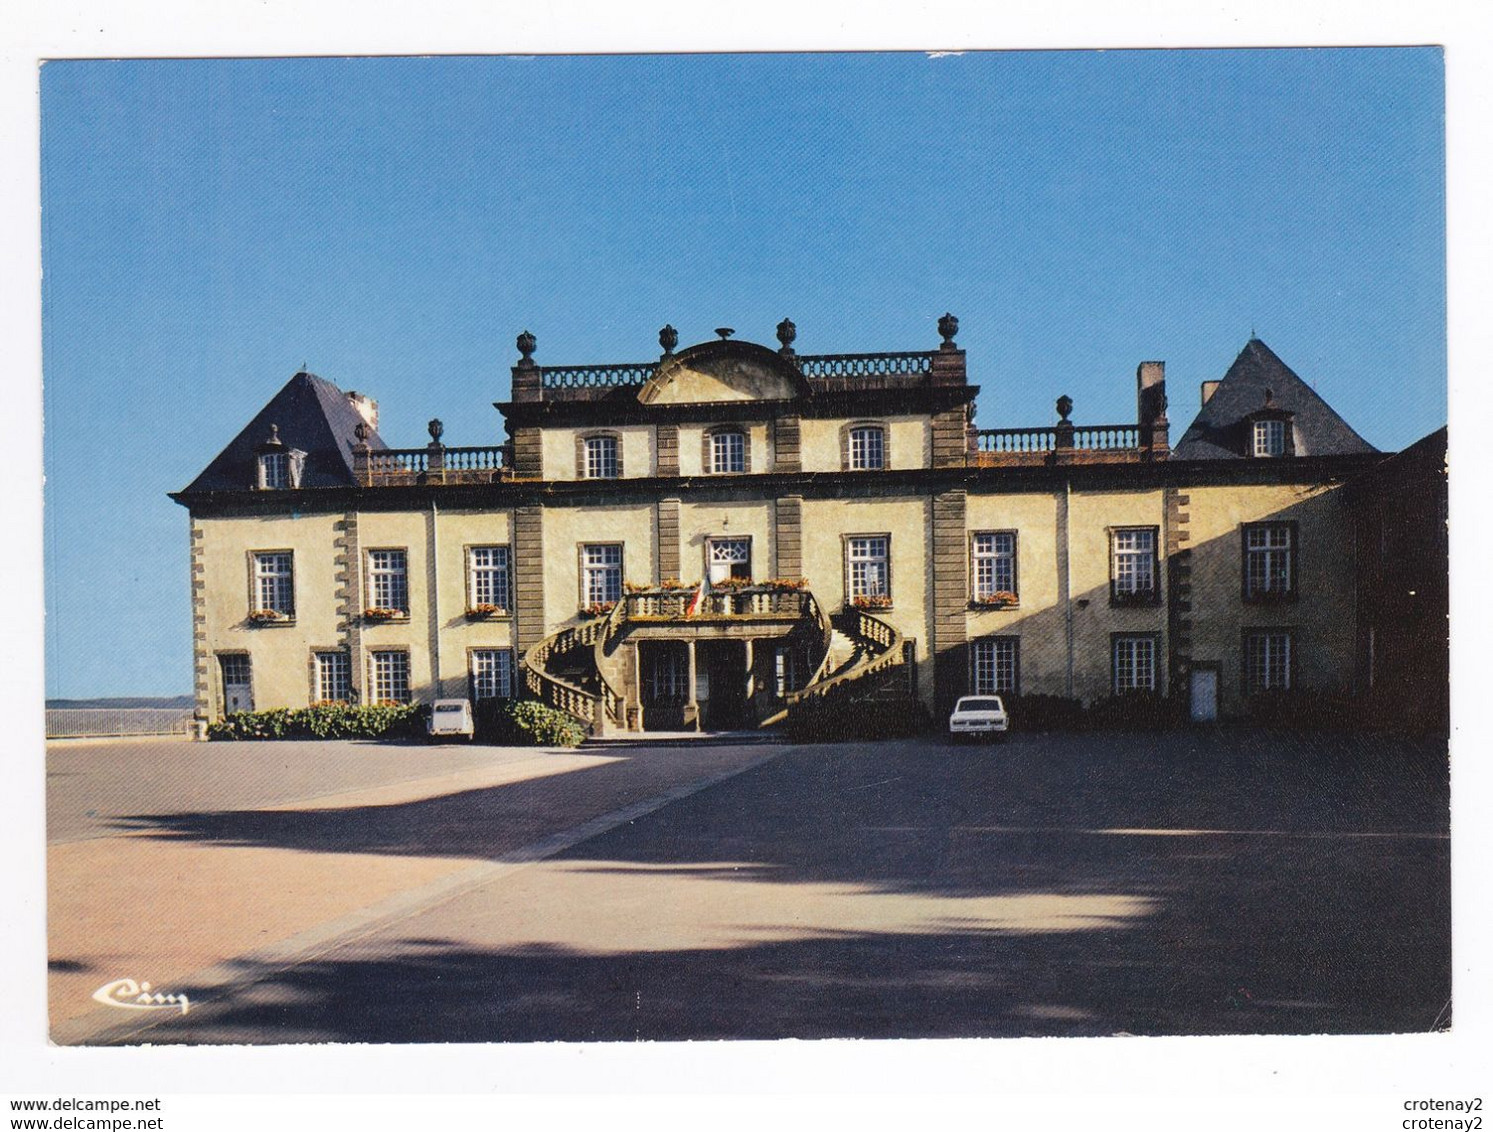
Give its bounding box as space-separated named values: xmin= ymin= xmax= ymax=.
xmin=41 ymin=49 xmax=1445 ymax=698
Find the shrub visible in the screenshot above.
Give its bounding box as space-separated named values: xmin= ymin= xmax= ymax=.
xmin=1247 ymin=689 xmax=1358 ymax=731
xmin=208 ymin=702 xmax=425 ymax=741
xmin=785 ymin=695 xmax=930 ymax=743
xmin=1083 ymin=691 xmax=1181 ymax=731
xmin=474 ymin=698 xmax=587 ymax=747
xmin=1003 ymin=693 xmax=1084 ymax=732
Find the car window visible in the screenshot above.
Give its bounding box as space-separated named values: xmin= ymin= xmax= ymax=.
xmin=958 ymin=698 xmax=1004 ymax=712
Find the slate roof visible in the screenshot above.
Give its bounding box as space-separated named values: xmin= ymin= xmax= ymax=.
xmin=1172 ymin=338 xmax=1377 ymax=460
xmin=180 ymin=371 xmax=386 ymax=493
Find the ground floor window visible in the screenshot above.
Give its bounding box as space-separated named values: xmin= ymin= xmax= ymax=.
xmin=313 ymin=651 xmax=351 ymax=702
xmin=970 ymin=637 xmax=1019 ymax=695
xmin=369 ymin=650 xmax=411 ymax=704
xmin=469 ymin=649 xmax=514 ymax=700
xmin=775 ymin=646 xmax=802 ymax=699
xmin=648 ymin=645 xmax=690 ymax=700
xmin=1112 ymin=635 xmax=1157 ymax=693
xmin=1245 ymin=630 xmax=1293 ymax=693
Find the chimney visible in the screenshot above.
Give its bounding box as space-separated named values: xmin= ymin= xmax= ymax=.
xmin=1200 ymin=380 xmax=1220 ymax=407
xmin=1136 ymin=361 xmax=1169 ymax=460
xmin=345 ymin=391 xmax=379 ymax=432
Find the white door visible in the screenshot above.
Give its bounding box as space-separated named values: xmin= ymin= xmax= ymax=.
xmin=221 ymin=655 xmax=253 ymax=713
xmin=1189 ymin=668 xmax=1218 ymax=723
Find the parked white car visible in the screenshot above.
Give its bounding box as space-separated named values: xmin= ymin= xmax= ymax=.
xmin=948 ymin=695 xmax=1010 ymax=740
xmin=427 ymin=698 xmax=475 ymax=742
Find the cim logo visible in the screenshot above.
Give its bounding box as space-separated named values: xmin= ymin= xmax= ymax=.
xmin=91 ymin=977 xmax=190 ymax=1015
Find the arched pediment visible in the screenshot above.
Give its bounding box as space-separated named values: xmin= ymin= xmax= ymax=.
xmin=637 ymin=340 xmax=811 ymax=405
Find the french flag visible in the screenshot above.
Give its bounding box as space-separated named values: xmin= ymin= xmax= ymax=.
xmin=685 ymin=577 xmax=708 ymax=618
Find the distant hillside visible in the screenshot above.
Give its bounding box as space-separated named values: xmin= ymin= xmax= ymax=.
xmin=46 ymin=695 xmax=194 ymax=709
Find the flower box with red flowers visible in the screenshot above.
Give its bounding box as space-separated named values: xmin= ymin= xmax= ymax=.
xmin=579 ymin=601 xmax=617 ymax=619
xmin=465 ymin=604 xmax=507 ymax=620
xmin=247 ymin=608 xmax=292 ymax=625
xmin=850 ymin=593 xmax=894 ymax=611
xmin=363 ymin=607 xmax=409 ymax=623
xmin=970 ymin=591 xmax=1018 ymax=610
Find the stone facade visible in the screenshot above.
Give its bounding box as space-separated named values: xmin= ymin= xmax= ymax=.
xmin=174 ymin=322 xmax=1416 ymax=731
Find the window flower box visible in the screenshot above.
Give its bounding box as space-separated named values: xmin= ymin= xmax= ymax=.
xmin=970 ymin=591 xmax=1018 ymax=610
xmin=764 ymin=577 xmax=809 ymax=592
xmin=579 ymin=601 xmax=617 ymax=619
xmin=247 ymin=608 xmax=292 ymax=625
xmin=850 ymin=593 xmax=893 ymax=611
xmin=363 ymin=607 xmax=409 ymax=623
xmin=711 ymin=575 xmax=755 ymax=591
xmin=1110 ymin=588 xmax=1159 ymax=607
xmin=465 ymin=604 xmax=507 ymax=620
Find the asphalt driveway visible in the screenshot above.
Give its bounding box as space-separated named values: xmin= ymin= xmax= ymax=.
xmin=50 ymin=728 xmax=1450 ymax=1044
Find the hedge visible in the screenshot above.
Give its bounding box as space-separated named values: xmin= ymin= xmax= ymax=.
xmin=474 ymin=698 xmax=587 ymax=747
xmin=208 ymin=702 xmax=426 ymax=741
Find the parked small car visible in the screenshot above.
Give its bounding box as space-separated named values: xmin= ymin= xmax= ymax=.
xmin=427 ymin=698 xmax=475 ymax=742
xmin=948 ymin=695 xmax=1010 ymax=740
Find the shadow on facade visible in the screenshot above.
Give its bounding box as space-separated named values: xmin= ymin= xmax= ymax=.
xmin=103 ymin=732 xmax=1450 ymax=1043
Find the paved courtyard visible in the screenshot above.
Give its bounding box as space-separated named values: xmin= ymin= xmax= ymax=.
xmin=47 ymin=728 xmax=1449 ymax=1044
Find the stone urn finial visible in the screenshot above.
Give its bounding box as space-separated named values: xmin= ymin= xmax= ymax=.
xmin=1056 ymin=395 xmax=1074 ymax=422
xmin=714 ymin=327 xmax=735 ymax=340
xmin=776 ymin=317 xmax=797 ymax=353
xmin=354 ymin=421 xmax=370 ymax=444
xmin=428 ymin=418 xmax=444 ymax=444
xmin=659 ymin=324 xmax=679 ymax=355
xmin=516 ymin=330 xmax=536 ymax=363
xmin=938 ymin=312 xmax=959 ymax=346
xmin=265 ymin=423 xmax=283 ymax=446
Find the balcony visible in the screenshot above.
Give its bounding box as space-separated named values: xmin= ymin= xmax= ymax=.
xmin=971 ymin=422 xmax=1160 ymax=467
xmin=354 ymin=444 xmax=510 ymax=487
xmin=622 ymin=584 xmax=815 ymax=623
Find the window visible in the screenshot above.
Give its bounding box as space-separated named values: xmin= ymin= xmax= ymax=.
xmin=581 ymin=543 xmax=623 ymax=606
xmin=1244 ymin=523 xmax=1295 ymax=599
xmin=706 ymin=537 xmax=751 ymax=584
xmin=258 ymin=452 xmax=290 ymax=489
xmin=848 ymin=425 xmax=886 ymax=470
xmin=252 ymin=552 xmax=295 ymax=616
xmin=1253 ymin=419 xmax=1286 ymax=457
xmin=775 ymin=647 xmax=802 ymax=699
xmin=971 ymin=532 xmax=1017 ymax=601
xmin=314 ymin=651 xmax=352 ymax=703
xmin=469 ymin=649 xmax=513 ymax=701
xmin=369 ymin=650 xmax=411 ymax=704
xmin=367 ymin=549 xmax=409 ymax=613
xmin=846 ymin=535 xmax=891 ymax=603
xmin=649 ymin=646 xmax=690 ymax=700
xmin=971 ymin=637 xmax=1020 ymax=695
xmin=1111 ymin=528 xmax=1158 ymax=603
xmin=709 ymin=430 xmax=747 ymax=474
xmin=468 ymin=546 xmax=512 ymax=611
xmin=1113 ymin=635 xmax=1157 ymax=693
xmin=1245 ymin=631 xmax=1293 ymax=693
xmin=582 ymin=434 xmax=620 ymax=479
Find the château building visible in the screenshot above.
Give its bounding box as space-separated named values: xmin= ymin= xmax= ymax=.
xmin=172 ymin=315 xmax=1428 ymax=734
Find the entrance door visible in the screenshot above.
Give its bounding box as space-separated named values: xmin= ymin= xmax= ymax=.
xmin=641 ymin=642 xmax=689 ymax=731
xmin=220 ymin=654 xmax=253 ymax=714
xmin=1189 ymin=667 xmax=1218 ymax=723
xmin=699 ymin=640 xmax=749 ymax=730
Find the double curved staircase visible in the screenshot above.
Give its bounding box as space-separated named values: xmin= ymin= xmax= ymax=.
xmin=520 ymin=586 xmax=914 ymax=735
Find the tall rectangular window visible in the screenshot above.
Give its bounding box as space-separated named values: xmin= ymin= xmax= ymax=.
xmin=583 ymin=435 xmax=620 ymax=479
xmin=367 ymin=549 xmax=409 ymax=613
xmin=971 ymin=532 xmax=1017 ymax=600
xmin=314 ymin=651 xmax=352 ymax=703
xmin=848 ymin=425 xmax=886 ymax=470
xmin=1111 ymin=528 xmax=1158 ymax=601
xmin=1245 ymin=631 xmax=1293 ymax=693
xmin=469 ymin=649 xmax=513 ymax=700
xmin=706 ymin=537 xmax=751 ymax=583
xmin=1253 ymin=419 xmax=1286 ymax=457
xmin=1244 ymin=524 xmax=1295 ymax=599
xmin=971 ymin=637 xmax=1019 ymax=695
xmin=581 ymin=543 xmax=623 ymax=606
xmin=252 ymin=552 xmax=295 ymax=616
xmin=846 ymin=535 xmax=891 ymax=601
xmin=1113 ymin=636 xmax=1157 ymax=693
xmin=468 ymin=546 xmax=512 ymax=611
xmin=369 ymin=650 xmax=411 ymax=704
xmin=775 ymin=647 xmax=802 ymax=699
xmin=710 ymin=430 xmax=746 ymax=473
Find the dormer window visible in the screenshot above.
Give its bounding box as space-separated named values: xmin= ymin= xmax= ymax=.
xmin=254 ymin=423 xmax=304 ymax=488
xmin=848 ymin=424 xmax=887 ymax=470
xmin=1253 ymin=419 xmax=1286 ymax=458
xmin=709 ymin=429 xmax=747 ymax=474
